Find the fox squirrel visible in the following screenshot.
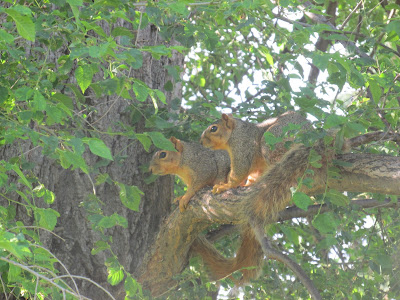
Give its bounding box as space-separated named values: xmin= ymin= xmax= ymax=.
xmin=149 ymin=136 xmax=230 ymax=212
xmin=200 ymin=111 xmax=310 ymax=194
xmin=148 ymin=136 xmax=258 ymax=284
xmin=190 ymin=111 xmax=313 ymax=286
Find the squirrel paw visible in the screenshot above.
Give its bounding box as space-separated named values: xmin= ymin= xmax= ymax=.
xmin=179 ymin=197 xmax=190 ymax=212
xmin=212 ymin=183 xmax=229 ymax=194
xmin=173 ymin=196 xmax=182 ymax=204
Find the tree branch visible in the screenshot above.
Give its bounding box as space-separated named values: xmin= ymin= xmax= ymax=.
xmin=136 ymin=152 xmax=400 ymax=297
xmin=259 ymin=235 xmax=322 ymax=300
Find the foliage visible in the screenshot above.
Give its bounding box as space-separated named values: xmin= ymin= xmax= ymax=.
xmin=0 ymin=0 xmax=399 ymax=299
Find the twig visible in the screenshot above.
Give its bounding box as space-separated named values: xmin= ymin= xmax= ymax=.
xmin=276 ymin=198 xmax=399 ymax=223
xmin=339 ymin=0 xmax=363 ymax=30
xmin=0 ymin=275 xmax=9 ymax=300
xmin=54 ymin=275 xmax=116 ymax=300
xmin=255 ymin=232 xmax=322 ymax=300
xmin=32 ymin=244 xmax=81 ymax=299
xmin=347 ymin=131 xmax=400 ymax=148
xmin=0 ymin=257 xmax=85 ymax=299
xmin=8 ymin=225 xmax=66 ymax=242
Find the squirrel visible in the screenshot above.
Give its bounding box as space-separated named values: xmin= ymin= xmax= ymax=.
xmin=194 ymin=112 xmax=352 ymax=288
xmin=200 ymin=111 xmax=311 ymax=194
xmin=148 ymin=136 xmax=260 ymax=284
xmin=149 ymin=136 xmax=230 ymax=212
xmin=189 ymin=111 xmax=313 ymax=286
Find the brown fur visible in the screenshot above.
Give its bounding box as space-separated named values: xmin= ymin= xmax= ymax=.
xmin=149 ymin=137 xmax=230 ymax=212
xmin=193 ymin=112 xmax=312 ymax=286
xmin=200 ymin=111 xmax=310 ymax=194
xmin=192 ymin=225 xmax=264 ymax=284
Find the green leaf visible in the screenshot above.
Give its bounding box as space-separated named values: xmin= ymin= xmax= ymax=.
xmin=33 ymin=90 xmax=47 ymax=111
xmin=84 ymin=138 xmax=113 ymax=161
xmin=57 ymin=149 xmax=89 ymax=174
xmin=66 ymin=0 xmax=83 ymax=5
xmin=111 ymin=27 xmax=134 ymax=38
xmin=0 ymin=29 xmax=14 ymax=43
xmin=132 ymin=80 xmax=149 ymax=102
xmin=312 ymin=213 xmax=338 ymax=234
xmin=308 ymin=149 xmax=322 ymax=168
xmin=292 ymin=192 xmax=313 ymax=211
xmin=117 ymin=183 xmax=143 ymax=211
xmin=169 ymin=2 xmax=188 ymax=15
xmin=153 ymin=89 xmax=166 ymax=104
xmin=126 ymin=49 xmax=143 ymax=69
xmin=147 ymin=132 xmax=176 ymax=151
xmin=5 ymin=8 xmax=35 ymax=42
xmin=0 ymin=232 xmax=32 ymax=260
xmin=264 ymin=131 xmax=283 ymax=147
xmin=385 ymin=20 xmax=400 ymax=36
xmin=7 ymin=263 xmax=22 ymax=282
xmin=98 ymin=213 xmax=128 ymax=229
xmin=12 ymin=164 xmax=32 ymax=190
xmin=91 ymin=240 xmax=110 ymax=255
xmin=75 ymin=65 xmax=93 ymax=93
xmin=43 ymin=190 xmax=55 ymax=204
xmin=107 ymin=266 xmax=124 ymax=286
xmin=326 ymin=189 xmax=349 ymax=207
xmin=125 ymin=274 xmax=140 ymax=297
xmin=280 ymin=225 xmax=299 ymax=246
xmin=368 ymin=79 xmax=381 ymax=104
xmin=324 ymin=114 xmax=347 ymax=129
xmin=35 ymin=208 xmax=60 ymax=231
xmin=136 ymin=134 xmax=152 ymax=152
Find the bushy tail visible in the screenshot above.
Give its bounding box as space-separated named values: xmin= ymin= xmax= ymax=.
xmin=191 ymin=224 xmax=264 ymax=284
xmin=247 ymin=142 xmax=328 ymax=228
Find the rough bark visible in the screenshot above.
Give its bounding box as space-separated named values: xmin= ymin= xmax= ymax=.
xmin=137 ymin=152 xmax=400 ymax=297
xmin=0 ymin=23 xmax=183 ymax=299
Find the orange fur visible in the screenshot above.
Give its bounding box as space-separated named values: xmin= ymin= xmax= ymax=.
xmin=192 ymin=225 xmax=263 ymax=284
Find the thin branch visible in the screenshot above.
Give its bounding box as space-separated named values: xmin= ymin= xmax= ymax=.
xmin=347 ymin=131 xmax=400 ymax=149
xmin=299 ymin=1 xmax=369 ymax=58
xmin=0 ymin=257 xmax=87 ymax=299
xmin=258 ymin=234 xmax=322 ymax=300
xmin=53 ymin=275 xmax=116 ymax=300
xmin=276 ymin=198 xmax=400 ymax=223
xmin=339 ymin=0 xmax=363 ymax=30
xmin=32 ymin=244 xmax=81 ymax=299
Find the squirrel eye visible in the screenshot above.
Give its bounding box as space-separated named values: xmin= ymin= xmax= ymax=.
xmin=159 ymin=152 xmax=167 ymax=158
xmin=210 ymin=125 xmax=218 ymax=132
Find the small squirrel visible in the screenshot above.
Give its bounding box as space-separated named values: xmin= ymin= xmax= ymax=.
xmin=149 ymin=136 xmax=230 ymax=212
xmin=200 ymin=111 xmax=310 ymax=194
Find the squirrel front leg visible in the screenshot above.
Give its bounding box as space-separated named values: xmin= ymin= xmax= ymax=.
xmin=212 ymin=169 xmax=247 ymax=194
xmin=174 ymin=187 xmax=196 ymax=212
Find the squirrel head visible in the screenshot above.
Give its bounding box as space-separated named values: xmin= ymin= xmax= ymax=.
xmin=148 ymin=137 xmax=183 ymax=175
xmin=200 ymin=114 xmax=235 ymax=150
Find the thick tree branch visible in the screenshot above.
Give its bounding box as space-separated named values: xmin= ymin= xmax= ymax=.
xmin=136 ymin=152 xmax=400 ymax=297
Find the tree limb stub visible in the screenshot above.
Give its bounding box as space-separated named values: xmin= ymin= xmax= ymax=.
xmin=136 ymin=153 xmax=400 ymax=297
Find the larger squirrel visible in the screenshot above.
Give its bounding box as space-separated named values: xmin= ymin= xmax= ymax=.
xmin=200 ymin=111 xmax=311 ymax=193
xmin=192 ymin=111 xmax=313 ymax=285
xmin=149 ymin=136 xmax=230 ymax=212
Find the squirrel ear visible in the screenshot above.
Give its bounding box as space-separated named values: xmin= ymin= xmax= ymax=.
xmin=170 ymin=136 xmax=184 ymax=152
xmin=221 ymin=114 xmax=235 ymax=129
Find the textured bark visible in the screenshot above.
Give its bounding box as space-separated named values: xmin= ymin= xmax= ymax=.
xmin=137 ymin=153 xmax=400 ymax=296
xmin=0 ymin=22 xmax=183 ymax=299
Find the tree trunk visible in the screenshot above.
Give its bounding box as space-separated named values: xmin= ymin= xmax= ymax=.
xmin=0 ymin=22 xmax=183 ymax=299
